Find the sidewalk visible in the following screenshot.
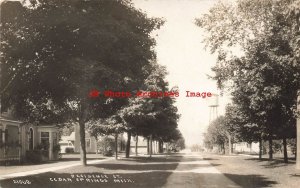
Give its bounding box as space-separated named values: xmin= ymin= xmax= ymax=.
xmin=0 ymin=154 xmax=112 ymax=180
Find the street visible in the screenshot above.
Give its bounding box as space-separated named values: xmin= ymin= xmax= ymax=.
xmin=1 ymin=152 xmax=298 ymax=188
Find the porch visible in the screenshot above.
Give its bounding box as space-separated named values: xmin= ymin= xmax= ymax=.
xmin=0 ymin=117 xmax=59 ymax=165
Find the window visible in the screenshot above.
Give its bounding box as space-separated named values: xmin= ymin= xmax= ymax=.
xmin=86 ymin=139 xmax=91 ymax=148
xmin=41 ymin=132 xmax=49 ymax=150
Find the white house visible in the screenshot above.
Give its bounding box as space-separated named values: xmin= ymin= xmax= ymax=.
xmin=233 ymin=142 xmax=260 ymax=154
xmin=0 ymin=110 xmax=59 ymax=164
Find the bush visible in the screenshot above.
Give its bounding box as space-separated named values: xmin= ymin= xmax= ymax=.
xmin=53 ymin=144 xmax=61 ymax=153
xmin=103 ymin=150 xmax=113 ymax=157
xmin=65 ymin=147 xmax=74 ymax=153
xmin=25 ymin=150 xmax=48 ymax=164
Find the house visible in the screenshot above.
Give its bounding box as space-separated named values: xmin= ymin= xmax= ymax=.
xmin=59 ymin=132 xmax=75 ymax=153
xmin=130 ymin=136 xmax=148 ymax=154
xmin=73 ymin=124 xmax=97 ymax=153
xmin=0 ymin=110 xmax=59 ymax=164
xmin=233 ymin=142 xmax=259 ymax=154
xmin=129 ymin=135 xmax=166 ymax=155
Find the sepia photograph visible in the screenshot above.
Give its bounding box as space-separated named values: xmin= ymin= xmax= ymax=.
xmin=0 ymin=0 xmax=300 ymax=187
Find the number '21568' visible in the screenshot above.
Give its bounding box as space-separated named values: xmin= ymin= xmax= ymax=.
xmin=13 ymin=179 xmax=32 ymax=184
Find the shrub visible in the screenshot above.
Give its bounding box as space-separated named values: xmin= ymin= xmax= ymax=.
xmin=53 ymin=144 xmax=61 ymax=153
xmin=65 ymin=147 xmax=74 ymax=153
xmin=103 ymin=150 xmax=113 ymax=157
xmin=25 ymin=150 xmax=43 ymax=163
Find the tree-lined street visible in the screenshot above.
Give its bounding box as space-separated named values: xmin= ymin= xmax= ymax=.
xmin=1 ymin=0 xmax=300 ymax=187
xmin=0 ymin=151 xmax=299 ymax=188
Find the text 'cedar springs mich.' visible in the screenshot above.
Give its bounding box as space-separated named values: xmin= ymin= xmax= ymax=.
xmin=89 ymin=90 xmax=213 ymax=98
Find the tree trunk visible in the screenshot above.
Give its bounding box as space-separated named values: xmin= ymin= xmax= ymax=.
xmin=259 ymin=137 xmax=262 ymax=159
xmin=79 ymin=120 xmax=87 ymax=166
xmin=115 ymin=133 xmax=118 ymax=160
xmin=296 ymin=137 xmax=297 ymax=159
xmin=95 ymin=136 xmax=98 ymax=154
xmin=166 ymin=143 xmax=169 ymax=153
xmin=149 ymin=134 xmax=153 ymax=158
xmin=147 ymin=137 xmax=150 ymax=155
xmin=296 ymin=91 xmax=300 ymax=169
xmin=120 ymin=133 xmax=124 ymax=151
xmin=125 ymin=131 xmax=131 ymax=158
xmin=227 ymin=133 xmax=232 ymax=155
xmin=159 ymin=140 xmax=163 ymax=153
xmin=104 ymin=136 xmax=107 ymax=152
xmin=268 ymin=137 xmax=273 ymax=160
xmin=135 ymin=135 xmax=138 ymax=156
xmin=283 ymin=137 xmax=288 ymax=163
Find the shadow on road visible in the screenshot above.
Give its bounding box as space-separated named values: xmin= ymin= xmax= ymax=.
xmin=90 ymin=163 xmax=180 ymax=171
xmin=152 ymin=172 xmax=277 ymax=188
xmin=224 ymin=173 xmax=277 ymax=188
xmin=202 ymin=157 xmax=219 ymax=161
xmin=245 ymin=158 xmax=295 ymax=168
xmin=120 ymin=157 xmax=181 ymax=163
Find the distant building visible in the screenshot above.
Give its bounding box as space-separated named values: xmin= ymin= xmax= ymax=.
xmin=129 ymin=135 xmax=166 ymax=155
xmin=73 ymin=124 xmax=97 ymax=153
xmin=130 ymin=136 xmax=148 ymax=154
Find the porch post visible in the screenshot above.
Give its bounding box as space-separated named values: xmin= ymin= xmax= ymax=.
xmin=2 ymin=124 xmax=6 ymax=158
xmin=19 ymin=126 xmax=21 ymax=163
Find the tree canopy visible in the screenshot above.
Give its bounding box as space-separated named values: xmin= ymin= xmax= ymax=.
xmin=197 ymin=0 xmax=299 ymax=161
xmin=0 ymin=0 xmax=164 ymax=165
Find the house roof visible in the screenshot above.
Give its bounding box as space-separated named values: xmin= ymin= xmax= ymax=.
xmin=61 ymin=131 xmax=95 ymax=142
xmin=0 ymin=117 xmax=23 ymax=124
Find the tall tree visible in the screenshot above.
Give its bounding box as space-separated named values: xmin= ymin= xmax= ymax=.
xmin=0 ymin=0 xmax=163 ymax=165
xmin=196 ymin=0 xmax=299 ymax=160
xmin=117 ymin=62 xmax=180 ymax=158
xmin=285 ymin=0 xmax=300 ymax=168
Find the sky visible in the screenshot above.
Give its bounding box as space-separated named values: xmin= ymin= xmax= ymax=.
xmin=132 ymin=0 xmax=231 ymax=146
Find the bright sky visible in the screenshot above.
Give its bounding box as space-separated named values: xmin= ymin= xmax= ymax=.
xmin=132 ymin=0 xmax=231 ymax=146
